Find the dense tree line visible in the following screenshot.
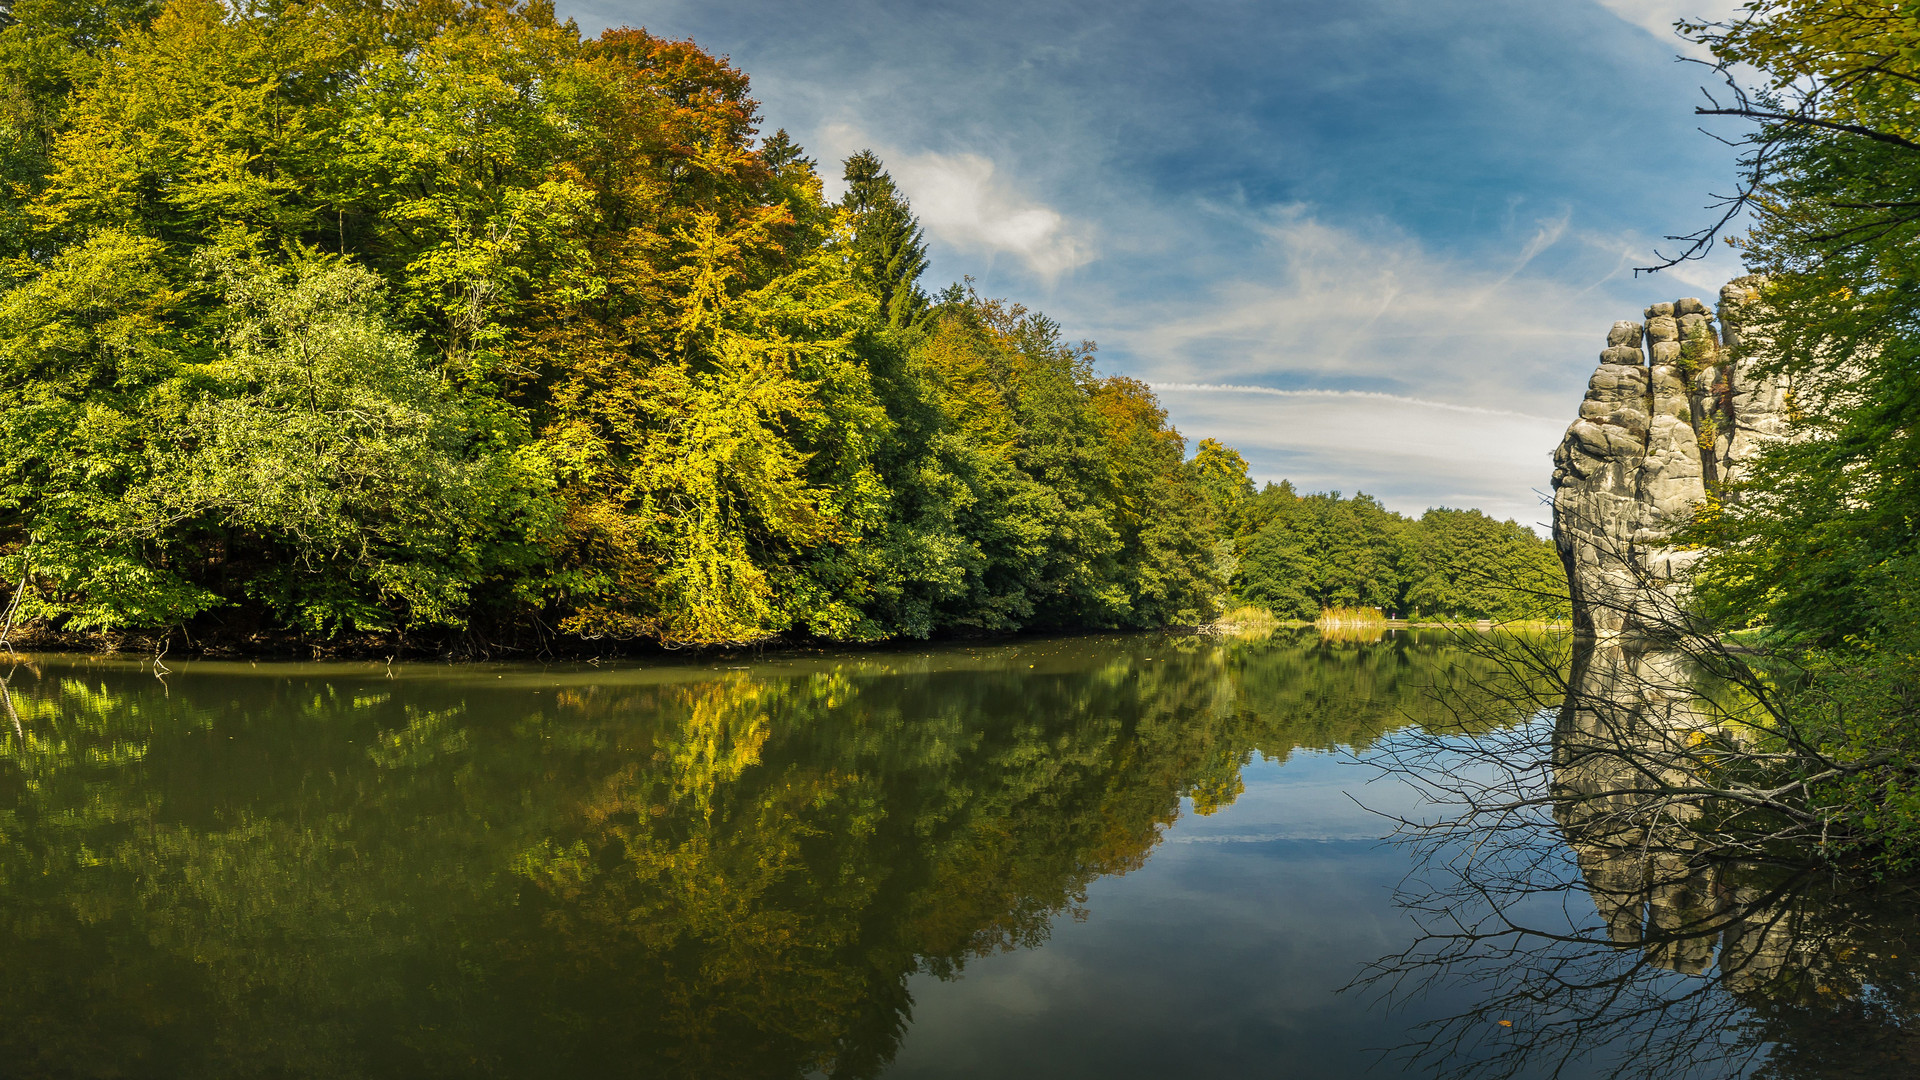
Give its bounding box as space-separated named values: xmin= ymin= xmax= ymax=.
xmin=0 ymin=0 xmax=1230 ymax=648
xmin=1191 ymin=439 xmax=1566 ymax=621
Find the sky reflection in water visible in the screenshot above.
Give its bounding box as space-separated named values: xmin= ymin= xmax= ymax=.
xmin=0 ymin=633 xmax=1909 ymax=1078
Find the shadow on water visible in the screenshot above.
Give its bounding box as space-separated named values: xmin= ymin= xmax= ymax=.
xmin=1360 ymin=633 xmax=1920 ymax=1080
xmin=0 ymin=630 xmax=1520 ymax=1080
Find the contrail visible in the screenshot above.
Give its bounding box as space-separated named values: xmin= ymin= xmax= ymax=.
xmin=1149 ymin=382 xmax=1561 ymax=423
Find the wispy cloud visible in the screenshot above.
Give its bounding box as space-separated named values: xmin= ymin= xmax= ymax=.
xmin=1091 ymin=206 xmax=1617 ymax=412
xmin=1589 ymin=0 xmax=1744 ymax=45
xmin=1153 ymin=385 xmax=1565 ymax=532
xmin=1061 ymin=208 xmax=1648 ymax=532
xmin=1569 ymin=221 xmax=1751 ymax=297
xmin=1150 ymin=384 xmax=1560 ymax=423
xmin=562 ymin=0 xmax=1753 ymax=529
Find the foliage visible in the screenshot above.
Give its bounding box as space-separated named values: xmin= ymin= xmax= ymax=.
xmin=1677 ymin=3 xmax=1920 ymax=649
xmin=1229 ymin=481 xmax=1565 ymax=622
xmin=1189 ymin=437 xmax=1254 ymax=517
xmin=1402 ymin=507 xmax=1568 ymax=621
xmin=838 ymin=149 xmax=929 ymax=330
xmin=1648 ymin=2 xmax=1920 ymax=869
xmin=0 ymin=0 xmax=1239 ymax=648
xmin=1729 ymin=558 xmax=1920 ymax=872
xmin=135 ymin=253 xmax=556 ymax=633
xmin=0 ymin=0 xmax=1556 ymax=650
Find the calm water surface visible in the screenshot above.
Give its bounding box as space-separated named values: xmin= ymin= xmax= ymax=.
xmin=0 ymin=633 xmax=1911 ymax=1078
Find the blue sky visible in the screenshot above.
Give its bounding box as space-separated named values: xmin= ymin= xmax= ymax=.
xmin=557 ymin=0 xmax=1749 ymax=531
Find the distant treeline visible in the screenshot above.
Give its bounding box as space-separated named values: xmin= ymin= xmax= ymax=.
xmin=1195 ymin=449 xmax=1567 ymax=622
xmin=0 ymin=1 xmax=1562 ymax=651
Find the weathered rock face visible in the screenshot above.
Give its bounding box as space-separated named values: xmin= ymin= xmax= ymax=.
xmin=1550 ymin=279 xmax=1790 ymax=635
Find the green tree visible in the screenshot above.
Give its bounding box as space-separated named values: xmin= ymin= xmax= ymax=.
xmin=0 ymin=228 xmax=211 ymax=629
xmin=0 ymin=0 xmax=162 ymax=259
xmin=839 ymin=150 xmax=929 ymax=329
xmin=1675 ymin=2 xmax=1920 ymax=648
xmin=1656 ymin=1 xmax=1920 ymax=870
xmin=1190 ymin=437 xmax=1253 ymax=519
xmin=1230 ymin=485 xmax=1563 ymax=621
xmin=1402 ymin=508 xmax=1564 ymax=620
xmin=129 ymin=253 xmax=557 ymax=633
xmin=0 ymin=0 xmax=1243 ymax=650
xmin=1235 ymin=483 xmax=1319 ymax=620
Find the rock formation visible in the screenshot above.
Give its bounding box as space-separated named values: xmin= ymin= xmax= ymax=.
xmin=1550 ymin=278 xmax=1791 ymax=635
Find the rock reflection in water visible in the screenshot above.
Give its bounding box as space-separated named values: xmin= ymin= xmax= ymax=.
xmin=1370 ymin=635 xmax=1920 ymax=1080
xmin=1554 ymin=642 xmax=1721 ymax=977
xmin=1559 ymin=641 xmax=1920 ymax=1074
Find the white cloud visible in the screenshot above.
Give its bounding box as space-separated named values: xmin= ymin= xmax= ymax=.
xmin=1571 ymin=222 xmax=1750 ymax=299
xmin=816 ymin=124 xmax=1095 ymax=279
xmin=1152 ymin=383 xmax=1559 ymax=423
xmin=594 ymin=2 xmax=1756 ymax=529
xmin=892 ymin=152 xmax=1096 ymax=278
xmin=1154 ymin=386 xmax=1565 ymax=534
xmin=1590 ymin=0 xmax=1745 ymax=44
xmin=1063 ymin=207 xmax=1726 ymax=534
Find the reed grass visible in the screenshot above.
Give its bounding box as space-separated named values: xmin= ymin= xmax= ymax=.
xmin=1210 ymin=605 xmax=1281 ymax=638
xmin=1315 ymin=606 xmax=1387 ymax=629
xmin=1316 ymin=606 xmax=1388 ymax=643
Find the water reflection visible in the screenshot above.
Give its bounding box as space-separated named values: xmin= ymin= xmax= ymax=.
xmin=1369 ymin=636 xmax=1920 ymax=1079
xmin=0 ymin=631 xmax=1520 ymax=1079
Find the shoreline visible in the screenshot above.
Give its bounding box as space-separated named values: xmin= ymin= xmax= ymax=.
xmin=0 ymin=617 xmax=1572 ymax=666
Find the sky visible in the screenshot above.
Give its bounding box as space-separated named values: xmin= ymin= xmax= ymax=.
xmin=555 ymin=0 xmax=1751 ymax=532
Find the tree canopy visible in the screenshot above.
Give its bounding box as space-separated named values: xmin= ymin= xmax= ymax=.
xmin=0 ymin=0 xmax=1251 ymax=650
xmin=0 ymin=0 xmax=1567 ymax=652
xmin=1633 ymin=2 xmax=1920 ymax=870
xmin=1675 ymin=1 xmax=1920 ymax=651
xmin=1219 ymin=463 xmax=1565 ymax=622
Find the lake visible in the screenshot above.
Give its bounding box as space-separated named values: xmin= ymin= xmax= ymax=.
xmin=0 ymin=633 xmax=1912 ymax=1078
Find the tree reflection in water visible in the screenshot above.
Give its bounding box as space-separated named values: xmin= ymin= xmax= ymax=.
xmin=1362 ymin=634 xmax=1920 ymax=1080
xmin=0 ymin=632 xmax=1512 ymax=1080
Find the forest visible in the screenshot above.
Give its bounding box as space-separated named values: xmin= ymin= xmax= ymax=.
xmin=1194 ymin=446 xmax=1564 ymax=622
xmin=0 ymin=0 xmax=1563 ymax=652
xmin=1218 ymin=477 xmax=1563 ymax=622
